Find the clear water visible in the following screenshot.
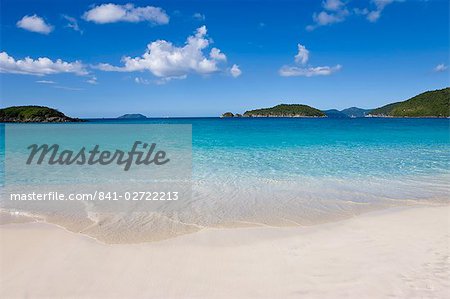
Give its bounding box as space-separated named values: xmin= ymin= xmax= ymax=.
xmin=1 ymin=118 xmax=449 ymax=243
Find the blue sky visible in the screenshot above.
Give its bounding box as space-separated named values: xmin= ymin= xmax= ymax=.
xmin=0 ymin=0 xmax=449 ymax=117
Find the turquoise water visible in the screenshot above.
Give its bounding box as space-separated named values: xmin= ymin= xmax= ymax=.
xmin=1 ymin=118 xmax=449 ymax=242
xmin=83 ymin=117 xmax=450 ymax=178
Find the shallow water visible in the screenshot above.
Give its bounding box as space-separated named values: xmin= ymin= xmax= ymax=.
xmin=1 ymin=118 xmax=449 ymax=243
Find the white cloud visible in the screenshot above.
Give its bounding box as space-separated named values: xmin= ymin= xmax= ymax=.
xmin=36 ymin=80 xmax=55 ymax=84
xmin=314 ymin=10 xmax=349 ymax=26
xmin=279 ymin=43 xmax=341 ymax=77
xmin=193 ymin=13 xmax=205 ymax=21
xmin=210 ymin=48 xmax=227 ymax=61
xmin=323 ymin=0 xmax=346 ymax=11
xmin=230 ymin=64 xmax=242 ymax=78
xmin=294 ymin=44 xmax=310 ymax=65
xmin=83 ymin=3 xmax=169 ymax=24
xmin=17 ymin=15 xmax=53 ymax=34
xmin=434 ymin=64 xmax=448 ymax=72
xmin=155 ymin=75 xmax=187 ymax=85
xmin=63 ymin=15 xmax=82 ymax=33
xmin=0 ymin=52 xmax=88 ymax=76
xmin=95 ymin=26 xmax=233 ymax=80
xmin=306 ymin=1 xmax=349 ymax=31
xmin=279 ymin=65 xmax=342 ymax=77
xmin=366 ymin=0 xmax=403 ymax=22
xmin=95 ymin=63 xmax=123 ymax=72
xmin=86 ymin=76 xmax=98 ymax=84
xmin=134 ymin=77 xmax=151 ymax=84
xmin=307 ymin=0 xmax=402 ymax=30
xmin=366 ymin=10 xmax=381 ymax=22
xmin=54 ymin=85 xmax=84 ymax=91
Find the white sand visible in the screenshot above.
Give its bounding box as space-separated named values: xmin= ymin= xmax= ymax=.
xmin=1 ymin=205 xmax=449 ymax=298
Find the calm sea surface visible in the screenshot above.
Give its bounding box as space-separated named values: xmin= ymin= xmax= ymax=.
xmin=1 ymin=118 xmax=449 ymax=242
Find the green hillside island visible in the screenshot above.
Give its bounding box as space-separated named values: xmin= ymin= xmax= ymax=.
xmin=341 ymin=107 xmax=372 ymax=118
xmin=0 ymin=106 xmax=84 ymax=123
xmin=221 ymin=112 xmax=235 ymax=118
xmin=243 ymin=104 xmax=326 ymax=117
xmin=369 ymin=88 xmax=450 ymax=117
xmin=323 ymin=107 xmax=372 ymax=118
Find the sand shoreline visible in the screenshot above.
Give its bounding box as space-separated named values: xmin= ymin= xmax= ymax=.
xmin=1 ymin=205 xmax=449 ymax=298
xmin=2 ymin=199 xmax=447 ymax=244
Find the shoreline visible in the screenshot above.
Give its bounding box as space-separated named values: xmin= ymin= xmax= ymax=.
xmin=1 ymin=205 xmax=449 ymax=298
xmin=1 ymin=199 xmax=447 ymax=244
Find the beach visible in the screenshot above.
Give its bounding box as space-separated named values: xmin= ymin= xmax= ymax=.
xmin=1 ymin=205 xmax=448 ymax=298
xmin=1 ymin=0 xmax=448 ymax=297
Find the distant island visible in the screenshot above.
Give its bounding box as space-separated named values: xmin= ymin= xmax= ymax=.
xmin=221 ymin=112 xmax=243 ymax=118
xmin=0 ymin=106 xmax=83 ymax=123
xmin=222 ymin=88 xmax=449 ymax=118
xmin=368 ymin=88 xmax=449 ymax=117
xmin=341 ymin=107 xmax=372 ymax=118
xmin=322 ymin=109 xmax=349 ymax=118
xmin=221 ymin=112 xmax=235 ymax=118
xmin=323 ymin=107 xmax=372 ymax=118
xmin=2 ymin=88 xmax=448 ymax=122
xmin=117 ymin=114 xmax=147 ymax=119
xmin=243 ymin=104 xmax=325 ymax=117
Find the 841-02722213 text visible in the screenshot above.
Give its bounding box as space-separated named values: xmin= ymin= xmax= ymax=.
xmin=9 ymin=191 xmax=179 ymax=201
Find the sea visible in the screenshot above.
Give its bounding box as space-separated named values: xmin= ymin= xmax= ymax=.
xmin=1 ymin=118 xmax=449 ymax=243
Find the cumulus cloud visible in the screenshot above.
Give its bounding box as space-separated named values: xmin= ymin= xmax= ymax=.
xmin=83 ymin=3 xmax=169 ymax=24
xmin=279 ymin=44 xmax=341 ymax=77
xmin=230 ymin=64 xmax=242 ymax=78
xmin=294 ymin=44 xmax=310 ymax=65
xmin=63 ymin=15 xmax=82 ymax=33
xmin=0 ymin=52 xmax=88 ymax=76
xmin=16 ymin=15 xmax=53 ymax=34
xmin=307 ymin=0 xmax=402 ymax=30
xmin=434 ymin=64 xmax=448 ymax=72
xmin=209 ymin=48 xmax=227 ymax=61
xmin=95 ymin=26 xmax=233 ymax=80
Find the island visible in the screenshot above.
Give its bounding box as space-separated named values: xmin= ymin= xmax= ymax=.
xmin=368 ymin=88 xmax=449 ymax=117
xmin=221 ymin=112 xmax=235 ymax=118
xmin=340 ymin=107 xmax=371 ymax=118
xmin=117 ymin=114 xmax=147 ymax=119
xmin=0 ymin=106 xmax=84 ymax=123
xmin=323 ymin=107 xmax=371 ymax=118
xmin=322 ymin=109 xmax=349 ymax=118
xmin=243 ymin=104 xmax=325 ymax=117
